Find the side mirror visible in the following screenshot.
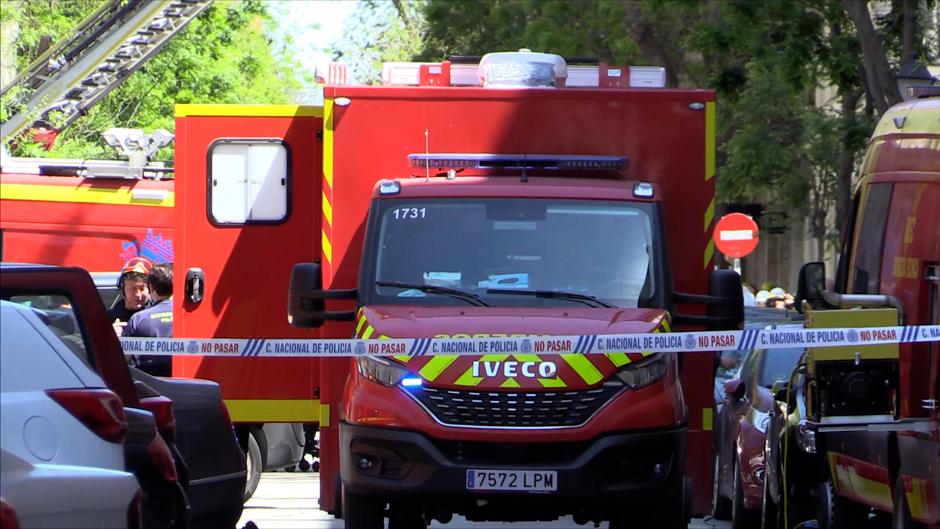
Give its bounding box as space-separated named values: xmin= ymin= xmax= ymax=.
xmin=796 ymin=262 xmax=826 ymax=313
xmin=771 ymin=380 xmax=789 ymax=403
xmin=671 ymin=269 xmax=744 ymax=330
xmin=724 ymin=378 xmax=746 ymax=400
xmin=288 ymin=262 xmax=356 ymax=328
xmin=707 ymin=269 xmax=744 ymax=331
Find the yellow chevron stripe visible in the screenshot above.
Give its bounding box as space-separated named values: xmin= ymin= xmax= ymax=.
xmin=393 ymin=355 xmax=411 ymax=363
xmin=355 ymin=316 xmax=367 ymax=336
xmin=661 ymin=317 xmax=672 ymax=333
xmin=702 ymin=408 xmax=713 ymax=431
xmin=606 ymin=353 xmax=632 ymax=367
xmin=538 ymin=376 xmax=567 ymax=388
xmin=224 ymin=399 xmax=320 ymax=423
xmin=560 ymin=354 xmax=603 ymax=385
xmin=323 ymin=99 xmax=335 ymax=188
xmin=704 ymin=238 xmax=715 ymax=269
xmin=322 ymin=191 xmax=333 ymax=227
xmin=705 ymin=101 xmax=715 ymax=180
xmin=322 ymin=228 xmax=332 ymax=266
xmin=501 ymin=378 xmax=521 ymax=388
xmin=1 ymin=183 xmax=174 ymax=207
xmin=704 ymin=197 xmax=716 ymax=232
xmin=362 ymin=326 xmax=375 ymax=339
xmin=418 ymin=355 xmax=458 ymax=382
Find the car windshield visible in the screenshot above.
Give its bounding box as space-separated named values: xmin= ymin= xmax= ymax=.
xmin=369 ymin=198 xmax=658 ymax=307
xmin=760 ymin=348 xmax=804 ymax=387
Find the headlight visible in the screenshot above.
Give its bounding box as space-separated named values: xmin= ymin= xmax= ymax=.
xmin=357 ymin=356 xmax=410 ymax=387
xmin=615 ymin=354 xmax=670 ymax=389
xmin=753 ymin=410 xmax=771 ymax=434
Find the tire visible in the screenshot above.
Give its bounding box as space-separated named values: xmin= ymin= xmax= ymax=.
xmin=342 ymin=487 xmax=385 ymax=529
xmin=732 ymin=465 xmax=760 ymax=529
xmin=817 ymin=478 xmax=869 ymax=529
xmin=893 ymin=475 xmax=926 ymax=529
xmin=713 ymin=452 xmax=733 ymax=520
xmin=388 ymin=506 xmax=427 ymax=529
xmin=761 ymin=472 xmax=778 ymax=529
xmin=243 ymin=431 xmax=263 ymax=502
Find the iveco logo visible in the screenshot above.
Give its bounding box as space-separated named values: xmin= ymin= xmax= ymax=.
xmin=471 ymin=361 xmax=557 ymax=378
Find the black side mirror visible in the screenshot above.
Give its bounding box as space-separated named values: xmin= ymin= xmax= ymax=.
xmin=796 ymin=262 xmax=826 ymax=313
xmin=288 ymin=262 xmax=356 ymax=328
xmin=707 ymin=269 xmax=744 ymax=331
xmin=671 ymin=269 xmax=744 ymax=330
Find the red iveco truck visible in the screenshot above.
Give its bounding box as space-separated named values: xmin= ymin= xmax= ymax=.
xmin=283 ymin=52 xmax=742 ymax=528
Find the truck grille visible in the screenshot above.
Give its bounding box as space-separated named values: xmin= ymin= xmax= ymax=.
xmin=405 ymin=382 xmax=624 ymax=428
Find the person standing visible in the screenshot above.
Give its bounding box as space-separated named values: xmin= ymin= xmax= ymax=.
xmin=109 ymin=257 xmax=153 ymax=336
xmin=126 ymin=263 xmax=174 ymax=376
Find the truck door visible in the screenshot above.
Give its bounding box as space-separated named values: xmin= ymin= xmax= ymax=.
xmin=172 ymin=105 xmax=325 ymax=425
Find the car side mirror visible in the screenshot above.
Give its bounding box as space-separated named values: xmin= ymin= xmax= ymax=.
xmin=771 ymin=380 xmax=789 ymax=403
xmin=288 ymin=261 xmax=356 ymax=328
xmin=796 ymin=262 xmax=826 ymax=313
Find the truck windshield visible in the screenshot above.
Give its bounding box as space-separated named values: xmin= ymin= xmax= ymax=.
xmin=368 ymin=198 xmax=659 ymax=308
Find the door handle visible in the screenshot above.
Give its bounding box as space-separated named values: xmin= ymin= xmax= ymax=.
xmin=185 ymin=268 xmax=205 ymax=304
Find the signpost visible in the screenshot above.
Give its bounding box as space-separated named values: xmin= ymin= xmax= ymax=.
xmin=713 ymin=213 xmax=760 ymax=274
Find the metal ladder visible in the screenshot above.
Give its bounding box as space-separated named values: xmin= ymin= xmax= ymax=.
xmin=0 ymin=0 xmax=211 ymax=143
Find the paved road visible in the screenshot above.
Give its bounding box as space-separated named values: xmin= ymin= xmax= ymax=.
xmin=238 ymin=471 xmax=731 ymax=529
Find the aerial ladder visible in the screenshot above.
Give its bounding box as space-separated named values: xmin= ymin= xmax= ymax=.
xmin=0 ymin=0 xmax=211 ymax=145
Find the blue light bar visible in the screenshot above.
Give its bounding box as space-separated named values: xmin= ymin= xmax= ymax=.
xmin=401 ymin=377 xmax=423 ymax=388
xmin=408 ymin=153 xmax=627 ymax=171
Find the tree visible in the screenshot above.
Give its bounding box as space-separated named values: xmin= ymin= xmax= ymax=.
xmin=329 ymin=0 xmax=427 ymax=85
xmin=5 ymin=0 xmax=306 ymax=160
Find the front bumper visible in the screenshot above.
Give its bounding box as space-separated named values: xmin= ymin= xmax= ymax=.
xmin=341 ymin=422 xmax=686 ymax=521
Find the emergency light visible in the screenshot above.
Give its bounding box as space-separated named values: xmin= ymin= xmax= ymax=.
xmin=408 ymin=153 xmax=627 ymax=171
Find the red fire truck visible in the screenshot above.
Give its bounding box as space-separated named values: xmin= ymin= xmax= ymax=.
xmin=780 ymin=90 xmax=939 ymax=529
xmin=2 ymin=50 xmax=743 ymax=526
xmin=280 ymin=52 xmax=742 ymax=528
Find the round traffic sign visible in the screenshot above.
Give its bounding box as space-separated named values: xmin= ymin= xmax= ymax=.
xmin=713 ymin=213 xmax=760 ymax=258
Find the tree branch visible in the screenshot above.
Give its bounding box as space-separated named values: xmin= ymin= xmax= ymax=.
xmin=842 ymin=0 xmax=902 ymax=114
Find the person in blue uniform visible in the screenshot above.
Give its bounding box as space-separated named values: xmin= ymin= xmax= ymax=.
xmin=126 ymin=263 xmax=173 ymax=376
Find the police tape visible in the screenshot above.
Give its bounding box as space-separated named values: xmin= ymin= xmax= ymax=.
xmin=120 ymin=325 xmax=940 ymax=357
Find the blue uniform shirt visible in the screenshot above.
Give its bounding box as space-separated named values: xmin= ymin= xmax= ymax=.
xmin=126 ymin=297 xmax=173 ymax=376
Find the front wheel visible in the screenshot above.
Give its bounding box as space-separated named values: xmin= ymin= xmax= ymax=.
xmin=610 ymin=477 xmax=688 ymax=529
xmin=243 ymin=431 xmax=262 ymax=502
xmin=342 ymin=487 xmax=385 ymax=529
xmin=817 ymin=478 xmax=869 ymax=529
xmin=761 ymin=472 xmax=778 ymax=529
xmin=732 ymin=465 xmax=759 ymax=529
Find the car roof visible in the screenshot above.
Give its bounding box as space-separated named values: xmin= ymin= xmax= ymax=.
xmin=0 ymin=300 xmax=106 ymax=389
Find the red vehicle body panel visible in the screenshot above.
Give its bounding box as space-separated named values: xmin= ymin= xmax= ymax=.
xmin=172 ymin=107 xmax=325 ymax=424
xmin=0 ymin=172 xmax=174 ymax=270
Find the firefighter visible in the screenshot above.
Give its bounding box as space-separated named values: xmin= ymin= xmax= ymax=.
xmin=126 ymin=263 xmax=174 ymax=376
xmin=109 ymin=256 xmax=153 ymax=336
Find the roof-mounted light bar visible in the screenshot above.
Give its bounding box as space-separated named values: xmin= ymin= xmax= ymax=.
xmin=408 ymin=153 xmax=627 ymax=171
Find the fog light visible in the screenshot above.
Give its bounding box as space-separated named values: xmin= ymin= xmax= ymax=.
xmin=359 ymin=457 xmax=374 ymax=470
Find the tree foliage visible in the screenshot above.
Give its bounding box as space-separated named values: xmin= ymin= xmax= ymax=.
xmin=418 ymin=0 xmax=934 ymax=255
xmin=329 ymin=0 xmax=427 ymax=85
xmin=6 ymin=0 xmax=306 ymax=160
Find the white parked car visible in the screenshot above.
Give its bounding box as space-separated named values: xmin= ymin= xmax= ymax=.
xmin=0 ymin=300 xmax=141 ymax=528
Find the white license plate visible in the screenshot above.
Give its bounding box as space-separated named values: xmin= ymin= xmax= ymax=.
xmin=466 ymin=470 xmax=557 ymax=492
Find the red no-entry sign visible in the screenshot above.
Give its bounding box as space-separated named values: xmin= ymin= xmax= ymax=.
xmin=714 ymin=213 xmax=760 ymax=258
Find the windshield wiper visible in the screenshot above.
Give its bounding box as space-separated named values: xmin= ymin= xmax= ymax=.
xmin=485 ymin=288 xmax=614 ymax=308
xmin=376 ymin=281 xmax=489 ymax=307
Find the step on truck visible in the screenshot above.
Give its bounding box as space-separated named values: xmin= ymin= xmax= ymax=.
xmin=283 ymin=51 xmax=743 ymax=528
